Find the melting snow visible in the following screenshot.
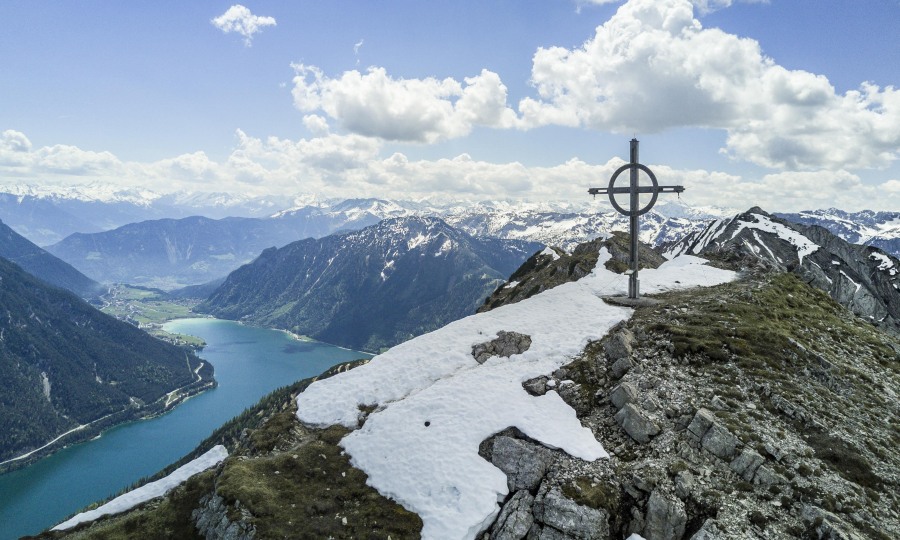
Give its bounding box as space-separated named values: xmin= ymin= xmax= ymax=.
xmin=408 ymin=233 xmax=431 ymax=250
xmin=53 ymin=445 xmax=228 ymax=531
xmin=870 ymin=252 xmax=897 ymax=275
xmin=540 ymin=247 xmax=561 ymax=260
xmin=728 ymin=214 xmax=820 ymax=263
xmin=296 ymin=251 xmax=736 ymax=539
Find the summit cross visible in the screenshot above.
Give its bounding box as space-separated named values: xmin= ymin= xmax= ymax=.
xmin=588 ymin=139 xmax=684 ymax=299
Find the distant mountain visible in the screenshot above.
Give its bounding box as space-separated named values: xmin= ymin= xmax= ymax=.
xmin=43 ymin=199 xmax=422 ymax=290
xmin=0 ymin=184 xmax=295 ymax=246
xmin=0 ymin=219 xmax=101 ymax=298
xmin=441 ymin=200 xmax=715 ymax=252
xmin=672 ymin=207 xmax=900 ymax=335
xmin=45 ymin=216 xmax=312 ymax=290
xmin=0 ymin=256 xmax=211 ymax=464
xmin=198 ymin=217 xmax=541 ymax=352
xmin=776 ymin=208 xmax=900 ymax=258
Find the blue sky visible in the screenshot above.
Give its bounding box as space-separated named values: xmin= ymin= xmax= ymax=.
xmin=1 ymin=0 xmax=898 ymax=211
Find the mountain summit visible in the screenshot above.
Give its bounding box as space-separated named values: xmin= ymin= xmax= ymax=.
xmin=198 ymin=216 xmax=541 ymax=352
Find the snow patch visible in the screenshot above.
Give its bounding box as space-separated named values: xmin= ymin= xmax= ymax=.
xmin=870 ymin=252 xmax=896 ymax=274
xmin=540 ymin=247 xmax=561 ymax=261
xmin=504 ymin=281 xmax=519 ymax=289
xmin=296 ymin=250 xmax=736 ymax=539
xmin=53 ymin=445 xmax=228 ymax=531
xmin=729 ymin=213 xmax=820 ymax=263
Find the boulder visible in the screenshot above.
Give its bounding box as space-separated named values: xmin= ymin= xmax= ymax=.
xmin=615 ymin=404 xmax=661 ymax=444
xmin=491 ymin=436 xmax=556 ymax=492
xmin=701 ymin=424 xmax=739 ymax=460
xmin=533 ymin=487 xmax=610 ymax=540
xmin=492 ymin=490 xmax=535 ymax=540
xmin=729 ymin=448 xmax=765 ymax=482
xmin=523 ymin=376 xmax=549 ymax=396
xmin=604 ymin=329 xmax=634 ymax=361
xmin=610 ymin=357 xmax=634 ymax=380
xmin=609 ymin=382 xmax=640 ymax=410
xmin=473 ymin=331 xmax=533 ymax=364
xmin=643 ymin=490 xmax=687 ymax=540
xmin=686 ymin=409 xmax=715 ymax=441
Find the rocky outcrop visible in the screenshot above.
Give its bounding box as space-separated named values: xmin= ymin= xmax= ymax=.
xmin=473 ymin=331 xmax=533 ymax=364
xmin=674 ymin=208 xmax=900 ymax=335
xmin=192 ymin=494 xmax=256 ymax=540
xmin=482 ymin=271 xmax=900 ymax=539
xmin=479 ymin=232 xmax=665 ymax=313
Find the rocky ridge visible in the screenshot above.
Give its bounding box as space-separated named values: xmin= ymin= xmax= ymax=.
xmin=38 ymin=210 xmax=900 ymax=540
xmin=668 ymin=207 xmax=900 ymax=336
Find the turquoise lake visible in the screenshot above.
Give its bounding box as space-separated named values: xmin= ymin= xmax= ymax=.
xmin=0 ymin=318 xmax=370 ymax=540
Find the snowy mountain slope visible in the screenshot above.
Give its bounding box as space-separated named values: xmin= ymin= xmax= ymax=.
xmin=199 ymin=216 xmax=541 ymax=352
xmin=776 ymin=208 xmax=900 ymax=258
xmin=672 ymin=207 xmax=900 ymax=334
xmin=442 ymin=202 xmax=713 ymax=252
xmin=296 ymin=251 xmax=736 ymax=539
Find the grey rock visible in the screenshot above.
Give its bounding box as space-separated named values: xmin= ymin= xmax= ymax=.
xmin=609 ymin=382 xmax=640 ymax=410
xmin=536 ymin=526 xmax=572 ymax=540
xmin=192 ymin=494 xmax=256 ymax=540
xmin=614 ymin=403 xmax=660 ymax=444
xmin=801 ymin=505 xmax=868 ymax=540
xmin=473 ymin=331 xmax=533 ymax=364
xmin=523 ymin=376 xmax=549 ymax=396
xmin=643 ymin=490 xmax=687 ymax=540
xmin=701 ymin=423 xmax=739 ymax=460
xmin=610 ymin=357 xmax=634 ymax=380
xmin=686 ymin=409 xmax=715 ymax=440
xmin=729 ymin=448 xmax=765 ymax=482
xmin=492 ymin=490 xmax=535 ymax=540
xmin=604 ymin=329 xmax=634 ymax=361
xmin=533 ymin=487 xmax=609 ymax=540
xmin=710 ymin=395 xmax=728 ymax=410
xmin=492 ymin=436 xmax=556 ymax=492
xmin=674 ymin=471 xmax=695 ymax=500
xmin=689 ymin=519 xmax=724 ymax=540
xmin=752 ymin=464 xmax=783 ymax=487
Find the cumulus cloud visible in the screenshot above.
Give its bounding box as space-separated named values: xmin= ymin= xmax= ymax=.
xmin=3 ymin=129 xmax=900 ymax=212
xmin=520 ymin=0 xmax=900 ymax=171
xmin=211 ymin=5 xmax=276 ymax=47
xmin=577 ymin=0 xmax=767 ymax=15
xmin=291 ymin=64 xmax=519 ymax=143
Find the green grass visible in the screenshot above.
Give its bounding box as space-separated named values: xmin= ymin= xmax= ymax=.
xmin=99 ymin=285 xmax=204 ymax=347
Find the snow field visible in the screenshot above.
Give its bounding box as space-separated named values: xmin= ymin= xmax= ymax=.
xmin=297 ymin=250 xmax=736 ymax=539
xmin=53 ymin=445 xmax=228 ymax=531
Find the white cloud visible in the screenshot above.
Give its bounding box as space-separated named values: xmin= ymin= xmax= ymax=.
xmin=291 ymin=64 xmax=519 ymax=143
xmin=0 ymin=129 xmax=32 ymax=154
xmin=520 ymin=0 xmax=900 ymax=171
xmin=577 ymin=0 xmax=767 ymax=15
xmin=303 ymin=114 xmax=330 ymax=136
xmin=4 ymin=128 xmax=900 ymax=213
xmin=211 ymin=5 xmax=276 ymax=47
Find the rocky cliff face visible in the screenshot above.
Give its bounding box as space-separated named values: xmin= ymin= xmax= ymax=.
xmin=477 ymin=272 xmax=899 ymax=539
xmin=670 ymin=208 xmax=900 ymax=337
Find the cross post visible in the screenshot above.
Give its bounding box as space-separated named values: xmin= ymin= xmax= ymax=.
xmin=588 ymin=139 xmax=685 ymax=299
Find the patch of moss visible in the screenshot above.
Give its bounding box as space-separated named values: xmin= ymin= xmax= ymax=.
xmin=561 ymin=477 xmax=620 ymax=513
xmin=216 ymin=425 xmax=422 ymax=538
xmin=803 ymin=429 xmax=880 ymax=490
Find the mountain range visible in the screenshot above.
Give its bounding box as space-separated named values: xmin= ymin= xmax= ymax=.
xmin=45 ymin=205 xmax=900 ymax=539
xmin=198 ymin=216 xmax=541 ymax=352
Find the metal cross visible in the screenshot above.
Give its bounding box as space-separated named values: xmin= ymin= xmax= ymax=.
xmin=588 ymin=139 xmax=684 ymax=299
